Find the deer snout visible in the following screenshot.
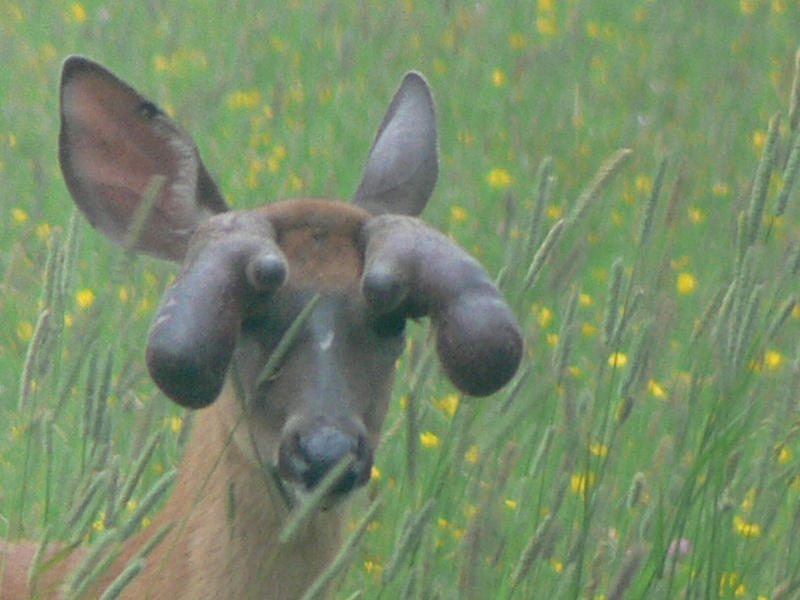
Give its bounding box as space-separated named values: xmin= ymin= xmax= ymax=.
xmin=278 ymin=421 xmax=373 ymax=497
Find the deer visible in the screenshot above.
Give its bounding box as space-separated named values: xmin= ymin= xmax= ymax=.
xmin=0 ymin=56 xmax=523 ymax=599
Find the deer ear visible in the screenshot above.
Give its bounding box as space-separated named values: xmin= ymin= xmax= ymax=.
xmin=353 ymin=72 xmax=438 ymax=217
xmin=58 ymin=56 xmax=228 ymax=262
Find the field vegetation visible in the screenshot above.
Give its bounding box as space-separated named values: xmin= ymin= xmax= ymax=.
xmin=2 ymin=1 xmax=800 ymax=598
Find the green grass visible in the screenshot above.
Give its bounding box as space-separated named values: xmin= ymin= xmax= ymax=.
xmin=3 ymin=1 xmax=800 ymax=598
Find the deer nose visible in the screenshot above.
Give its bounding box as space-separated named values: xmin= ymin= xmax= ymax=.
xmin=279 ymin=424 xmax=373 ymax=496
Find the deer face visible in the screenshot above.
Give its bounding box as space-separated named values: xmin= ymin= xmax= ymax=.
xmin=58 ymin=56 xmax=523 ymax=506
xmin=199 ymin=202 xmax=404 ymax=502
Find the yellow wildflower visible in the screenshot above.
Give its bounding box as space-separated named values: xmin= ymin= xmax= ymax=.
xmin=12 ymin=208 xmax=28 ymax=223
xmin=608 ymin=352 xmax=628 ymax=368
xmin=486 ymin=168 xmax=513 ymax=189
xmin=733 ymin=515 xmax=761 ymax=537
xmin=581 ymin=322 xmax=598 ymax=337
xmin=676 ymin=272 xmax=697 ymax=295
xmin=571 ymin=471 xmax=596 ymax=496
xmin=420 ymin=431 xmax=441 ymax=448
xmin=450 ymin=206 xmax=469 ymax=224
xmin=648 ymin=379 xmax=666 ymax=398
xmin=634 ymin=175 xmax=652 ymax=193
xmin=546 ymin=205 xmax=562 ymax=219
xmin=226 ymin=89 xmax=262 ymax=110
xmin=589 ymin=442 xmax=608 ymax=458
xmin=67 ymin=2 xmax=87 ymax=23
xmin=534 ymin=305 xmax=553 ymax=328
xmin=434 ymin=393 xmax=459 ymax=417
xmin=492 ymin=69 xmax=506 ymax=87
xmin=752 ymin=129 xmax=766 ymax=151
xmin=764 ymin=349 xmax=783 ymax=371
xmin=687 ymin=207 xmax=705 ymax=224
xmin=76 ymin=288 xmax=96 ymax=309
xmin=92 ymin=515 xmax=105 ymax=532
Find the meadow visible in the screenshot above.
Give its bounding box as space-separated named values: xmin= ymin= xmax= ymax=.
xmin=2 ymin=1 xmax=800 ymax=598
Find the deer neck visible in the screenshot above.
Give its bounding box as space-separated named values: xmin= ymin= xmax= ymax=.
xmin=124 ymin=385 xmax=347 ymax=600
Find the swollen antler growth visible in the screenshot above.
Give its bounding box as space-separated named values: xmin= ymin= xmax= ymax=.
xmin=0 ymin=56 xmax=522 ymax=599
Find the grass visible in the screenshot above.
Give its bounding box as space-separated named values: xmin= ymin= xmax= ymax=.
xmin=2 ymin=1 xmax=800 ymax=598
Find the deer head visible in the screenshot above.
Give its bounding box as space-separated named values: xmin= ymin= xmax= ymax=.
xmin=58 ymin=56 xmax=523 ymax=505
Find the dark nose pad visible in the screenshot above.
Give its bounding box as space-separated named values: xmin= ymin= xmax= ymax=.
xmin=279 ymin=423 xmax=373 ymax=496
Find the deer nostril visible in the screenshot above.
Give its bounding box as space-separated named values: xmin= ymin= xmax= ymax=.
xmin=280 ymin=426 xmax=373 ymax=496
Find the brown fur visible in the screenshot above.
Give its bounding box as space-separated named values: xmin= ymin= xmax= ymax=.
xmin=0 ymin=385 xmax=345 ymax=600
xmin=113 ymin=387 xmax=346 ymax=599
xmin=262 ymin=199 xmax=369 ymax=289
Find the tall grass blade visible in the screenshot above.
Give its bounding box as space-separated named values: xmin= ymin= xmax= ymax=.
xmin=256 ymin=294 xmax=320 ymax=389
xmin=637 ymin=156 xmax=668 ymax=248
xmin=789 ymin=46 xmax=800 ymax=132
xmin=527 ymin=425 xmax=555 ymax=479
xmin=526 ymin=156 xmax=555 ymax=254
xmin=65 ymin=529 xmax=117 ymax=599
xmin=122 ymin=175 xmax=166 ymax=252
xmin=603 ymin=258 xmax=625 ymax=349
xmin=732 ymin=283 xmax=764 ymax=370
xmin=383 ymin=499 xmax=437 ymax=583
xmin=279 ymin=454 xmax=356 ymax=543
xmin=99 ymin=522 xmax=174 ymax=599
xmin=606 ymin=544 xmax=647 ymax=600
xmin=118 ymin=470 xmax=177 ymax=540
xmin=509 ymin=514 xmax=554 ymax=593
xmin=114 ymin=431 xmax=162 ymax=520
xmin=551 ymin=287 xmax=580 ymax=384
xmin=787 ymin=242 xmax=800 ymax=275
xmin=766 ymin=296 xmax=797 ymax=341
xmin=613 ymin=287 xmax=644 ymax=344
xmin=619 ymin=320 xmax=653 ymax=401
xmin=567 ymin=148 xmax=632 ymax=226
xmin=60 ymin=210 xmax=82 ymax=299
xmin=18 ymin=309 xmax=51 ymax=412
xmin=523 ymin=218 xmax=564 ymax=291
xmin=745 ymin=113 xmax=780 ymax=247
xmin=774 ymin=130 xmax=800 ymax=219
xmin=98 ymin=558 xmax=145 ymax=600
xmin=65 ymin=470 xmax=107 ymax=533
xmin=691 ymin=286 xmax=727 ymax=345
xmin=299 ymin=498 xmax=382 ymax=600
xmin=27 ymin=526 xmax=53 ymax=589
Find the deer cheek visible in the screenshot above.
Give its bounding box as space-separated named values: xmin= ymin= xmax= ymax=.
xmin=436 ymin=294 xmax=523 ymax=397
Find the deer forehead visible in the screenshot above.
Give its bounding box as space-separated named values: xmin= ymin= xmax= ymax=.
xmin=260 ymin=198 xmax=371 ymax=290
